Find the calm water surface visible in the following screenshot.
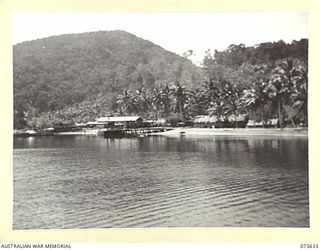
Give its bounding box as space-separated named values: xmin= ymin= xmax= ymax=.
xmin=13 ymin=135 xmax=309 ymax=229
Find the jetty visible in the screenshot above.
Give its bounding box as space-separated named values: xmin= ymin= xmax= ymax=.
xmin=103 ymin=127 xmax=172 ymax=138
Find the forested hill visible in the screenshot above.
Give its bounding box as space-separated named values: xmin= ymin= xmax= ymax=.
xmin=13 ymin=31 xmax=308 ymax=129
xmin=13 ymin=30 xmax=203 ymax=115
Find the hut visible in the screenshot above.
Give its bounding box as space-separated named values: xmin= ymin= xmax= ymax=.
xmin=246 ymin=118 xmax=278 ymax=128
xmin=143 ymin=118 xmax=167 ymax=127
xmin=193 ymin=114 xmax=248 ymax=128
xmin=247 ymin=120 xmax=264 ymax=128
xmin=226 ymin=114 xmax=249 ymax=128
xmin=96 ymin=116 xmax=143 ymax=130
xmin=193 ymin=115 xmax=218 ymax=128
xmin=267 ymin=118 xmax=279 ymax=128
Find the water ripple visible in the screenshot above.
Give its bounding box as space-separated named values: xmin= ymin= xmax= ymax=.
xmin=13 ymin=136 xmax=309 ymax=229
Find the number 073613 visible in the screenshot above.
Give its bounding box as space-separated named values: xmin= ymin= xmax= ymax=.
xmin=300 ymin=244 xmax=319 ymax=248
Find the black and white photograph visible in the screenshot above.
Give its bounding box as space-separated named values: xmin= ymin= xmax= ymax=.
xmin=12 ymin=12 xmax=309 ymax=230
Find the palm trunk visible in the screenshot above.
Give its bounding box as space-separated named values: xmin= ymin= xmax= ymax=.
xmin=305 ymin=113 xmax=308 ymax=127
xmin=164 ymin=103 xmax=169 ymax=119
xmin=290 ymin=116 xmax=296 ymax=127
xmin=290 ymin=101 xmax=296 ymax=128
xmin=178 ymin=101 xmax=183 ymax=119
xmin=155 ymin=107 xmax=158 ymax=119
xmin=235 ymin=116 xmax=238 ymax=128
xmin=278 ymin=99 xmax=282 ymax=128
xmin=305 ymin=104 xmax=308 ymax=127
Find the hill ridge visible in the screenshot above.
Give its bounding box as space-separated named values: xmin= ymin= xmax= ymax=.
xmin=13 ymin=30 xmax=203 ymax=116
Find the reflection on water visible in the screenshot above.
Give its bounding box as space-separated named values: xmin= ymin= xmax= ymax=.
xmin=13 ymin=135 xmax=309 ymax=229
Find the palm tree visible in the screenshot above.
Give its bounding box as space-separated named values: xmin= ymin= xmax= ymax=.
xmin=150 ymin=87 xmax=163 ymax=118
xmin=268 ymin=59 xmax=299 ymax=128
xmin=202 ymin=78 xmax=217 ymax=105
xmin=267 ymin=79 xmax=285 ymax=128
xmin=242 ymin=80 xmax=271 ymax=124
xmin=186 ymin=87 xmax=206 ymax=117
xmin=291 ymin=60 xmax=308 ymax=126
xmin=204 ymin=81 xmax=228 ymax=127
xmin=134 ymin=86 xmax=151 ymax=116
xmin=170 ymin=82 xmax=189 ymax=119
xmin=116 ymin=89 xmax=136 ymax=115
xmin=207 ymin=98 xmax=227 ymax=128
xmin=160 ymin=84 xmax=172 ymax=118
xmin=223 ymin=83 xmax=245 ymax=128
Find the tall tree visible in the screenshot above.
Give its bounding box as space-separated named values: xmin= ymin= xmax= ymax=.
xmin=116 ymin=89 xmax=136 ymax=115
xmin=205 ymin=79 xmax=228 ymax=127
xmin=291 ymin=60 xmax=308 ymax=126
xmin=268 ymin=59 xmax=299 ymax=127
xmin=242 ymin=80 xmax=272 ymax=124
xmin=223 ymin=83 xmax=245 ymax=128
xmin=160 ymin=84 xmax=172 ymax=118
xmin=134 ymin=86 xmax=151 ymax=116
xmin=170 ymin=83 xmax=190 ymax=119
xmin=150 ymin=87 xmax=163 ymax=118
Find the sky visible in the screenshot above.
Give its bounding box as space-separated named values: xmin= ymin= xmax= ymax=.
xmin=12 ymin=12 xmax=308 ymax=65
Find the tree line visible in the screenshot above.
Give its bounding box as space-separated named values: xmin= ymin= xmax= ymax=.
xmin=13 ymin=30 xmax=202 ymax=129
xmin=13 ymin=35 xmax=308 ymax=129
xmin=113 ymin=58 xmax=307 ymax=128
xmin=17 ymin=58 xmax=307 ymax=129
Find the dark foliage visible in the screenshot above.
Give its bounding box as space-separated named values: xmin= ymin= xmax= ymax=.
xmin=13 ymin=30 xmax=202 ymax=128
xmin=13 ymin=31 xmax=308 ymax=129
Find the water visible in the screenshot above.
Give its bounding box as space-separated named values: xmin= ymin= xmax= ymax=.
xmin=13 ymin=135 xmax=309 ymax=229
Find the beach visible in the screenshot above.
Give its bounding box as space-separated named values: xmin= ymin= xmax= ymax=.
xmin=54 ymin=127 xmax=308 ymax=137
xmin=158 ymin=127 xmax=308 ymax=137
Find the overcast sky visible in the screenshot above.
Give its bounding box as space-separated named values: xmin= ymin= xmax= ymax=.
xmin=12 ymin=12 xmax=308 ymax=65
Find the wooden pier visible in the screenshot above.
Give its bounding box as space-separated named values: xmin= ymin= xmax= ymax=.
xmin=103 ymin=128 xmax=171 ymax=138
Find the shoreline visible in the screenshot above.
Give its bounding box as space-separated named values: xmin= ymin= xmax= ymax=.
xmin=158 ymin=127 xmax=308 ymax=137
xmin=14 ymin=127 xmax=308 ymax=137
